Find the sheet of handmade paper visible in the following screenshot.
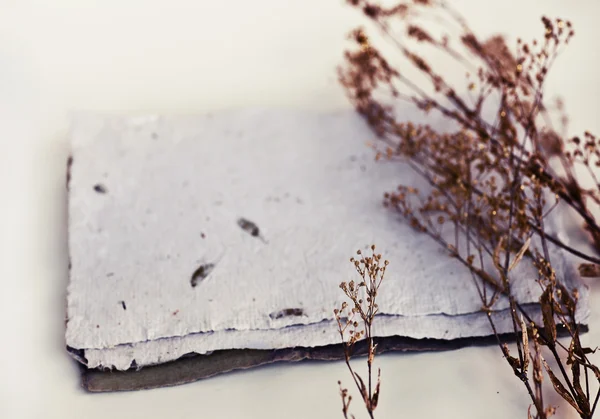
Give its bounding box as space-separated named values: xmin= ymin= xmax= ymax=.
xmin=65 ymin=109 xmax=586 ymax=369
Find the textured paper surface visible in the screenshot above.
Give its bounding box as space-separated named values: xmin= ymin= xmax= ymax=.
xmin=66 ymin=109 xmax=588 ymax=370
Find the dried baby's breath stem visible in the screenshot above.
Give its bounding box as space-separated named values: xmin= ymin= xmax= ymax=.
xmin=340 ymin=1 xmax=600 ymax=418
xmin=335 ymin=245 xmax=387 ymax=419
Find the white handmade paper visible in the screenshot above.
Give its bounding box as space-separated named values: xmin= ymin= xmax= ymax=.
xmin=66 ymin=109 xmax=588 ymax=370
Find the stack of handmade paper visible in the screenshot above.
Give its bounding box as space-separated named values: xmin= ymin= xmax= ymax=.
xmin=65 ymin=109 xmax=588 ymax=391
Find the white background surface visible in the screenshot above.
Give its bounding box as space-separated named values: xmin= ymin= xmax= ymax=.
xmin=1 ymin=1 xmax=600 ymax=418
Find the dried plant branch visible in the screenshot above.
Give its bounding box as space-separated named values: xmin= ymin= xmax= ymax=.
xmin=339 ymin=1 xmax=600 ymax=418
xmin=335 ymin=245 xmax=387 ymax=419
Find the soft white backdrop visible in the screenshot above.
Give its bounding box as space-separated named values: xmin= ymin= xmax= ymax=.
xmin=1 ymin=1 xmax=600 ymax=418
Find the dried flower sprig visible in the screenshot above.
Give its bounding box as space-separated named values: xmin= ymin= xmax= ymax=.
xmin=340 ymin=1 xmax=600 ymax=418
xmin=335 ymin=245 xmax=387 ymax=419
xmin=340 ymin=0 xmax=600 ymax=265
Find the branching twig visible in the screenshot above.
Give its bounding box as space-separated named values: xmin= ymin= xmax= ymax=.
xmin=335 ymin=246 xmax=387 ymax=419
